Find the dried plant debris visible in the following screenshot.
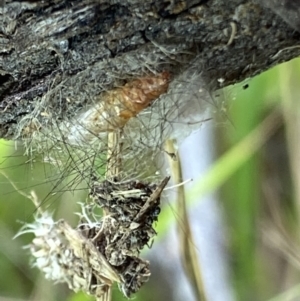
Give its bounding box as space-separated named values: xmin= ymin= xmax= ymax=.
xmin=89 ymin=176 xmax=170 ymax=296
xmin=17 ymin=176 xmax=170 ymax=300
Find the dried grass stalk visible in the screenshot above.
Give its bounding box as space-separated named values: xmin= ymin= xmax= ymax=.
xmin=165 ymin=139 xmax=207 ymax=301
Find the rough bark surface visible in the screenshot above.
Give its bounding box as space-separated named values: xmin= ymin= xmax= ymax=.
xmin=0 ymin=0 xmax=300 ymax=139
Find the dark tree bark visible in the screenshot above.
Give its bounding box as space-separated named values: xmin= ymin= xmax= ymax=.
xmin=1 ymin=0 xmax=300 ymax=139
xmin=264 ymin=0 xmax=300 ymax=31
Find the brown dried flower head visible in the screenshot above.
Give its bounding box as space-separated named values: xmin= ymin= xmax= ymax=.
xmin=17 ymin=176 xmax=169 ymax=301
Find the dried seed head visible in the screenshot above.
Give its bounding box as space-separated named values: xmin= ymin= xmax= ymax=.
xmin=17 ymin=211 xmax=120 ymax=299
xmin=17 ymin=177 xmax=169 ymax=300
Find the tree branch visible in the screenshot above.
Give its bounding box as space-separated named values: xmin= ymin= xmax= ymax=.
xmin=1 ymin=0 xmax=300 ymax=139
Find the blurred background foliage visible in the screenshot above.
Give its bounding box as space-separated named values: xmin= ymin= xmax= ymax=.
xmin=1 ymin=58 xmax=300 ymax=301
